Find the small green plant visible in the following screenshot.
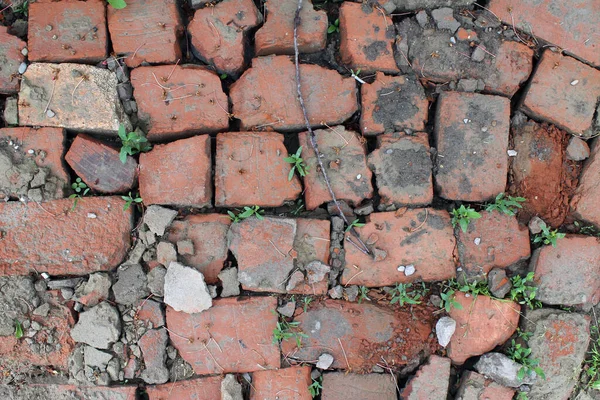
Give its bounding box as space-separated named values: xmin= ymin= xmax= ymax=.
xmin=507 ymin=339 xmax=545 ymax=381
xmin=118 ymin=124 xmax=151 ymax=164
xmin=308 ymin=376 xmax=323 ymax=397
xmin=327 ymin=18 xmax=340 ymax=34
xmin=357 ymin=285 xmax=370 ymax=304
xmin=227 ymin=205 xmax=265 ymax=222
xmin=509 ymin=272 xmax=541 ymax=309
xmin=574 ymin=221 xmax=600 ymax=236
xmin=451 ymin=205 xmax=481 ymax=233
xmin=301 ymin=296 xmax=312 ymax=312
xmin=69 ymin=177 xmax=90 ymax=210
xmin=515 ymin=327 xmax=533 ymax=342
xmin=440 ymin=280 xmax=464 ymax=312
xmin=533 ymin=221 xmax=565 ymax=247
xmin=485 ymin=193 xmax=526 ymax=216
xmin=107 ymin=0 xmax=127 ymax=9
xmin=121 ymin=192 xmax=142 ymax=211
xmin=12 ymin=0 xmax=28 ymax=16
xmin=14 ymin=320 xmax=23 ymax=339
xmin=389 ymin=282 xmax=429 ymax=306
xmin=272 ymin=318 xmax=308 ymax=349
xmin=345 ymin=219 xmax=365 ymax=232
xmin=455 ymin=279 xmax=491 ymax=298
xmin=515 ymin=391 xmax=529 ymax=400
xmin=291 ymin=199 xmax=305 ymax=216
xmin=219 ymin=73 xmax=228 ymax=80
xmin=350 ymin=68 xmax=365 ymax=84
xmin=284 ymin=146 xmax=308 ymax=181
xmin=585 ymin=325 xmax=600 ymax=389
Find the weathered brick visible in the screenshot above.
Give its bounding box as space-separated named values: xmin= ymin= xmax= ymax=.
xmin=281 ymin=300 xmax=436 ymax=371
xmin=189 ymin=0 xmax=262 ymax=75
xmin=28 ymin=0 xmax=107 ymax=63
xmin=448 ymin=293 xmax=520 ymax=364
xmin=255 ymin=0 xmax=327 ymax=56
xmin=65 ymin=134 xmax=138 ymax=194
xmin=300 ymin=126 xmax=373 ymax=210
xmin=400 ymin=355 xmax=450 ymax=400
xmin=367 ymin=133 xmax=433 ymax=207
xmin=167 ymin=214 xmax=231 ymax=284
xmin=107 ymin=0 xmax=182 ymax=68
xmin=215 ymin=132 xmax=301 ymax=207
xmin=230 ymin=55 xmax=358 ymax=131
xmin=489 ymin=41 xmax=535 ymax=97
xmin=360 ymin=72 xmax=428 ymax=135
xmin=131 ymin=65 xmax=229 ymax=140
xmin=251 ymin=366 xmax=312 ymax=400
xmin=572 ymin=140 xmax=600 ymax=227
xmin=166 ymin=297 xmax=280 ymax=374
xmin=339 ymin=2 xmax=399 ymax=74
xmin=136 ymin=299 xmax=164 ymax=328
xmin=139 ymin=135 xmax=212 ymax=208
xmin=0 ymin=384 xmax=136 ymax=399
xmin=488 ymin=0 xmax=600 ymax=66
xmin=434 ymin=92 xmax=510 ymax=201
xmin=455 ymin=371 xmax=515 ymax=400
xmin=139 ymin=328 xmax=169 ymax=384
xmin=530 ymin=235 xmax=600 ymax=307
xmin=521 ymin=51 xmax=600 ymax=137
xmin=289 ymin=218 xmax=330 ymax=295
xmin=0 ymin=197 xmax=132 ymax=276
xmin=322 ymin=372 xmax=397 ymax=400
xmin=146 ymin=376 xmax=222 ymax=399
xmin=0 ymin=26 xmax=26 ymax=94
xmin=342 ymin=209 xmax=455 ymax=287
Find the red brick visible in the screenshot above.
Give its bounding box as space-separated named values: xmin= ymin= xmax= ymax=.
xmin=215 ymin=132 xmax=301 ymax=207
xmin=166 ymin=297 xmax=280 ymax=374
xmin=367 ymin=133 xmax=433 ymax=207
xmin=107 ymin=0 xmax=182 ymax=68
xmin=572 ymin=140 xmax=600 ymax=227
xmin=434 ymin=92 xmax=510 ymax=201
xmin=457 ymin=212 xmax=530 ymax=275
xmin=251 ymin=366 xmax=312 ymax=400
xmin=136 ymin=299 xmax=164 ymax=328
xmin=300 ymin=126 xmax=373 ymax=210
xmin=531 ymin=235 xmax=600 ymax=307
xmin=488 ymin=0 xmax=600 ymax=66
xmin=0 ymin=127 xmax=69 ymax=200
xmin=448 ymin=293 xmax=520 ymax=364
xmin=167 ymin=214 xmax=231 ymax=284
xmin=146 ymin=376 xmax=222 ymax=399
xmin=255 ymin=0 xmax=327 ymax=56
xmin=189 ymin=0 xmax=261 ymax=75
xmin=400 ymin=355 xmax=450 ymax=400
xmin=0 ymin=197 xmax=132 ymax=276
xmin=230 ymin=55 xmax=358 ymax=131
xmin=322 ymin=372 xmax=397 ymax=400
xmin=139 ymin=328 xmax=168 ymax=384
xmin=0 ymin=26 xmax=26 ymax=94
xmin=360 ymin=73 xmax=428 ymax=136
xmin=288 ymin=218 xmax=330 ymax=296
xmin=339 ymin=2 xmax=399 ymax=74
xmin=131 ymin=65 xmax=229 ymax=140
xmin=28 ymin=0 xmax=107 ymax=63
xmin=342 ymin=209 xmax=455 ymax=287
xmin=0 ymin=384 xmax=136 ymax=399
xmin=281 ymin=300 xmax=437 ymax=372
xmin=65 ymin=134 xmax=137 ymax=194
xmin=521 ymin=50 xmax=600 ymax=137
xmin=456 ymin=371 xmax=515 ymax=400
xmin=139 ymin=135 xmax=212 ymax=208
xmin=486 ymin=41 xmax=534 ymax=97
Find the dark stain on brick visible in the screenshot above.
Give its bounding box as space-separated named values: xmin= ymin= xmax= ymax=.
xmin=363 ymin=41 xmax=388 ymax=61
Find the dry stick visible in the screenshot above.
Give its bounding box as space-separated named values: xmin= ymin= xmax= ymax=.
xmin=43 ymin=79 xmax=57 ymax=114
xmin=131 ymin=42 xmax=146 ymax=60
xmin=293 ymin=0 xmax=370 ymax=256
xmin=0 ymin=3 xmax=12 ymax=12
xmin=203 ymin=342 xmax=225 ymax=371
xmin=166 ymin=59 xmax=180 ymax=81
xmin=337 ymin=338 xmax=351 ymax=370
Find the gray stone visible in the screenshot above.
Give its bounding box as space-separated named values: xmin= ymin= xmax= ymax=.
xmin=329 ymin=285 xmax=343 ymax=299
xmin=389 ymin=0 xmax=475 ymax=12
xmin=84 ymin=345 xmax=113 ymax=370
xmin=47 ymin=277 xmax=84 ymax=290
xmin=176 ymin=239 xmax=195 ymax=255
xmin=144 ymin=205 xmax=178 ymax=236
xmin=435 ymin=316 xmax=456 ymax=347
xmin=169 ymin=356 xmax=194 ymax=382
xmin=528 ymin=216 xmax=545 ymax=235
xmin=415 ymin=10 xmax=430 ymax=28
xmin=116 ymin=82 xmax=133 ymax=100
xmin=18 ymin=62 xmax=27 ymax=74
xmin=147 ymin=266 xmax=167 ymax=297
xmin=431 ymin=8 xmax=460 ymax=32
xmin=190 ymin=0 xmax=212 ymax=9
xmin=3 ymin=97 xmax=18 ymax=125
xmin=140 ymin=328 xmax=169 ymax=384
xmin=488 ymin=268 xmax=511 ymax=298
xmin=106 ymin=357 xmax=121 ymax=381
xmin=113 ymin=264 xmax=149 ymax=306
xmin=345 ymin=285 xmax=359 ymax=302
xmin=74 ymin=273 xmax=111 ymax=307
xmin=277 ymin=301 xmax=296 ymax=318
xmin=0 ymin=276 xmax=38 ymax=336
xmin=70 ymin=302 xmax=121 ymax=349
xmin=68 ymin=344 xmax=86 ymax=382
xmin=305 ymin=261 xmax=331 ymax=284
xmin=61 ymin=288 xmax=74 ymax=300
xmin=458 ymin=79 xmax=478 ymax=92
xmin=316 ymin=353 xmax=334 ymax=369
xmin=566 ymin=137 xmax=590 ymax=161
xmin=285 ymin=270 xmax=305 ymax=292
xmin=475 ymin=352 xmax=537 ymax=387
xmin=354 ymin=202 xmax=374 ymax=216
xmin=208 ymin=285 xmax=217 ymax=298
xmin=32 ymin=303 xmax=50 ymax=317
xmin=471 ymin=46 xmax=486 ymax=62
xmin=164 ymin=262 xmax=212 ymax=314
xmin=156 ymin=241 xmax=177 ymax=267
xmin=221 ymin=374 xmax=243 ymax=400
xmin=126 ymin=241 xmax=146 ymax=265
xmin=218 ymin=267 xmax=240 ymax=297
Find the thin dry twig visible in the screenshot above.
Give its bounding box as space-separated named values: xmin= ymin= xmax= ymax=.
xmin=203 ymin=342 xmax=225 ymax=371
xmin=338 ymin=338 xmax=351 ymax=370
xmin=131 ymin=42 xmax=146 ymax=60
xmin=344 ymin=270 xmax=364 ymax=287
xmin=166 ymin=59 xmax=180 ymax=81
xmin=269 ymin=239 xmax=286 ymax=258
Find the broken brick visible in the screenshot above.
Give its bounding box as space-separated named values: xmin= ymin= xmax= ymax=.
xmin=572 ymin=140 xmax=600 ymax=227
xmin=250 ymin=366 xmax=312 ymax=400
xmin=400 ymin=355 xmax=451 ymax=399
xmin=455 ymin=371 xmax=515 ymax=400
xmin=0 ymin=26 xmax=26 ymax=94
xmin=0 ymin=384 xmax=136 ymax=399
xmin=146 ymin=376 xmax=222 ymax=399
xmin=322 ymin=372 xmax=397 ymax=400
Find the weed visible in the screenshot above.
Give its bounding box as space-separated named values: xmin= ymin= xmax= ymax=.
xmin=69 ymin=177 xmax=90 ymax=210
xmin=272 ymin=318 xmax=308 ymax=349
xmin=574 ymin=221 xmax=600 ymax=237
xmin=284 ymin=146 xmax=308 ymax=181
xmin=585 ymin=325 xmax=600 ymax=389
xmin=121 ymin=192 xmax=143 ymax=211
xmin=227 ymin=206 xmax=265 ymax=222
xmin=118 ymin=124 xmax=151 ymax=164
xmin=308 ymin=376 xmax=323 ymax=397
xmin=440 ymin=280 xmax=463 ymax=312
xmin=291 ymin=199 xmax=305 ymax=216
xmin=345 ymin=219 xmax=365 ymax=233
xmin=301 ymin=296 xmax=312 ymax=312
xmin=533 ymin=220 xmax=565 ymax=247
xmin=509 ymin=272 xmax=541 ymax=309
xmin=350 ymin=68 xmax=365 ymax=84
xmin=515 ymin=327 xmax=532 ymax=341
xmin=507 ymin=339 xmax=545 ymax=381
xmin=454 ymin=278 xmax=491 ymax=298
xmin=327 ymin=18 xmax=340 ymax=34
xmin=451 ymin=205 xmax=481 ymax=233
xmin=12 ymin=0 xmax=28 ymax=16
xmin=515 ymin=391 xmax=529 ymax=400
xmin=389 ymin=282 xmax=428 ymax=306
xmin=14 ymin=320 xmax=23 ymax=339
xmin=485 ymin=192 xmax=526 ymax=216
xmin=107 ymin=0 xmax=127 ymax=9
xmin=220 ymin=73 xmax=228 ymax=80
xmin=357 ymin=286 xmax=370 ymax=304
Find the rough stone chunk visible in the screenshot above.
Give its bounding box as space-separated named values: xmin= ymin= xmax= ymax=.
xmin=0 ymin=26 xmax=26 ymax=94
xmin=250 ymin=366 xmax=311 ymax=399
xmin=321 ymin=372 xmax=397 ymax=399
xmin=164 ymin=262 xmax=212 ymax=314
xmin=74 ymin=273 xmax=112 ymax=307
xmin=434 ymin=92 xmax=510 ymax=201
xmin=431 ymin=7 xmax=460 ymax=32
xmin=70 ymin=302 xmax=121 ymax=350
xmin=113 ymin=264 xmax=149 ymax=306
xmin=230 ymin=55 xmax=358 ymax=131
xmin=143 ymin=205 xmax=178 ymax=237
xmin=139 ymin=135 xmax=212 ymax=208
xmin=65 ymin=134 xmax=138 ymax=194
xmin=474 ymin=352 xmax=536 ymax=388
xmin=255 ymin=0 xmax=327 ymax=56
xmin=387 ymin=0 xmax=475 ymax=12
xmin=139 ymin=328 xmax=169 ymax=384
xmin=218 ymin=268 xmax=240 ymax=298
xmin=566 ymin=136 xmax=590 ymax=161
xmin=455 ymin=371 xmax=515 ymax=400
xmin=18 ymin=63 xmax=131 ymax=135
xmin=400 ymin=355 xmax=450 ymax=399
xmin=145 ymin=376 xmax=222 ymax=399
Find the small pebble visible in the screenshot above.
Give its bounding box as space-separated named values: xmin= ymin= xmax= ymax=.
xmin=46 ymin=110 xmax=55 ymax=118
xmin=463 ymin=118 xmax=470 ymax=124
xmin=52 ymin=35 xmax=58 ymax=40
xmin=385 ymin=149 xmax=393 ymax=154
xmin=356 ymin=174 xmax=361 ymax=180
xmin=27 ymin=149 xmax=35 ymax=154
xmin=474 ymin=237 xmax=481 ymax=245
xmin=397 ymin=265 xmax=405 ymax=272
xmin=18 ymin=62 xmax=27 ymax=74
xmin=481 ymin=126 xmax=488 ymax=132
xmin=21 ymin=47 xmax=28 ymax=56
xmin=45 ymin=25 xmax=53 ymax=31
xmin=404 ymin=264 xmax=415 ymax=276
xmin=450 ymin=36 xmax=456 ymax=44
xmin=507 ymin=149 xmax=518 ymax=156
xmin=87 ymin=213 xmax=97 ymax=219
xmin=570 ymin=79 xmax=579 ymax=86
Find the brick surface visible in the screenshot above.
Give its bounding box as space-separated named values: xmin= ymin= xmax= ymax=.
xmin=400 ymin=355 xmax=450 ymax=400
xmin=0 ymin=26 xmax=26 ymax=94
xmin=131 ymin=65 xmax=229 ymax=140
xmin=300 ymin=126 xmax=373 ymax=210
xmin=489 ymin=0 xmax=600 ymax=66
xmin=28 ymin=0 xmax=107 ymax=63
xmin=139 ymin=328 xmax=168 ymax=384
xmin=107 ymin=0 xmax=182 ymax=68
xmin=288 ymin=218 xmax=330 ymax=295
xmin=339 ymin=2 xmax=399 ymax=74
xmin=166 ymin=297 xmax=280 ymax=374
xmin=360 ymin=72 xmax=428 ymax=135
xmin=65 ymin=134 xmax=138 ymax=194
xmin=281 ymin=300 xmax=437 ymax=372
xmin=434 ymin=92 xmax=510 ymax=201
xmin=0 ymin=197 xmax=132 ymax=276
xmin=251 ymin=366 xmax=312 ymax=400
xmin=521 ymin=51 xmax=600 ymax=137
xmin=322 ymin=372 xmax=397 ymax=400
xmin=189 ymin=0 xmax=262 ymax=75
xmin=139 ymin=135 xmax=212 ymax=208
xmin=530 ymin=235 xmax=600 ymax=307
xmin=448 ymin=293 xmax=520 ymax=364
xmin=342 ymin=209 xmax=456 ymax=287
xmin=455 ymin=371 xmax=515 ymax=400
xmin=367 ymin=133 xmax=433 ymax=207
xmin=0 ymin=384 xmax=136 ymax=399
xmin=230 ymin=55 xmax=358 ymax=131
xmin=489 ymin=41 xmax=535 ymax=97
xmin=215 ymin=132 xmax=302 ymax=207
xmin=136 ymin=299 xmax=164 ymax=328
xmin=146 ymin=376 xmax=222 ymax=399
xmin=572 ymin=140 xmax=600 ymax=227
xmin=255 ymin=0 xmax=327 ymax=56
xmin=457 ymin=212 xmax=530 ymax=275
